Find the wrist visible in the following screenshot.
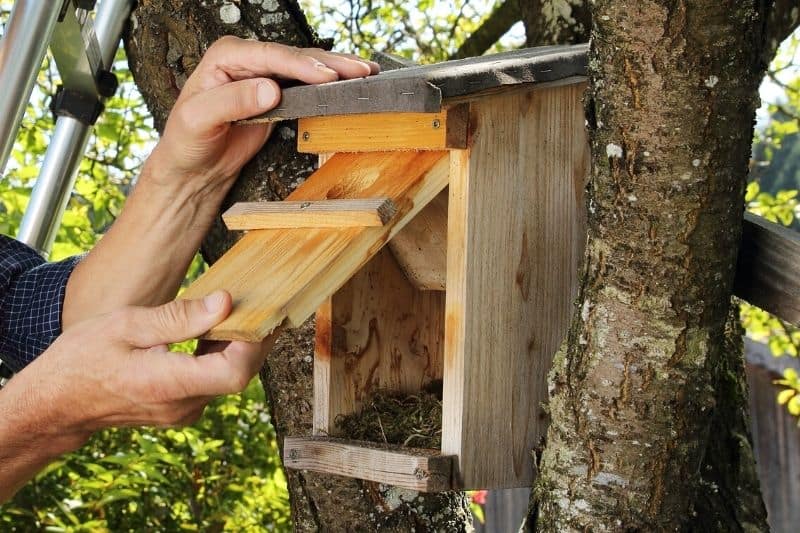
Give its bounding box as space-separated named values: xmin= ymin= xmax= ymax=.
xmin=140 ymin=146 xmax=234 ymax=207
xmin=0 ymin=373 xmax=91 ymax=459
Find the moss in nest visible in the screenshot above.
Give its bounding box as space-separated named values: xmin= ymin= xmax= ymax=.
xmin=334 ymin=381 xmax=443 ymax=448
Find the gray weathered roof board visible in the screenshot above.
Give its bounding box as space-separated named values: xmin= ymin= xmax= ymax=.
xmin=243 ymin=44 xmax=589 ymax=122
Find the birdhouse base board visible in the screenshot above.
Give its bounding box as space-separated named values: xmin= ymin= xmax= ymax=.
xmin=283 ymin=437 xmax=456 ymax=492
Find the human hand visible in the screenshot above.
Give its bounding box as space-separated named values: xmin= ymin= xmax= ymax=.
xmin=144 ymin=36 xmax=380 ymax=200
xmin=2 ymin=291 xmax=271 ymax=450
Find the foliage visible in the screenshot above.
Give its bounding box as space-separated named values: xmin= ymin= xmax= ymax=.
xmin=300 ymin=0 xmax=523 ymax=62
xmin=1 ymin=381 xmax=289 ymax=531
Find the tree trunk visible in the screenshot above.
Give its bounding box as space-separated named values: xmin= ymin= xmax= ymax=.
xmin=520 ymin=0 xmax=591 ymax=47
xmin=530 ymin=1 xmax=774 ymax=530
xmin=124 ymin=1 xmax=472 ymax=531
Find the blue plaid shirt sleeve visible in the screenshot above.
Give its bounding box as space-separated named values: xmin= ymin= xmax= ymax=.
xmin=0 ymin=235 xmax=81 ymax=372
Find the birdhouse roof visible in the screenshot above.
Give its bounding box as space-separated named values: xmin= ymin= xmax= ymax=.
xmin=245 ymin=43 xmax=588 ymax=122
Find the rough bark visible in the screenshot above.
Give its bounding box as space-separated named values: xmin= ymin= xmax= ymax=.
xmin=125 ymin=1 xmax=472 ymax=531
xmin=530 ymin=1 xmax=772 ymax=530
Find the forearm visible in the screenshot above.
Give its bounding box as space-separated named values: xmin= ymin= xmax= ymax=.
xmin=0 ymin=377 xmax=88 ymax=502
xmin=62 ymin=163 xmax=227 ymax=327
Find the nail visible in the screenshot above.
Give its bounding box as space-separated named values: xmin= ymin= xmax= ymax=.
xmin=203 ymin=291 xmax=226 ymax=312
xmin=257 ymin=82 xmax=276 ymax=108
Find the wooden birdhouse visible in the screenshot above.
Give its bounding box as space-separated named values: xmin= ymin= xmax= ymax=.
xmin=182 ymin=44 xmax=591 ymax=491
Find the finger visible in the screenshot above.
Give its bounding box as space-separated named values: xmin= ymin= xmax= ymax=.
xmin=179 ymin=78 xmax=280 ymax=130
xmin=302 ymin=48 xmax=380 ymax=77
xmin=170 ymin=341 xmax=267 ymax=397
xmin=120 ymin=291 xmax=232 ymax=347
xmin=186 ymin=39 xmax=341 ymax=94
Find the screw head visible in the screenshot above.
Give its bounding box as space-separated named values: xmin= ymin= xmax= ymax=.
xmin=302 ymin=131 xmax=311 ymax=141
xmin=289 ymin=449 xmax=299 ymax=460
xmin=432 ymin=119 xmax=441 ymax=129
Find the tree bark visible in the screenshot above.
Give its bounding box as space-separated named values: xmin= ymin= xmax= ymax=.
xmin=125 ymin=1 xmax=472 ymax=531
xmin=529 ymin=1 xmax=773 ymax=530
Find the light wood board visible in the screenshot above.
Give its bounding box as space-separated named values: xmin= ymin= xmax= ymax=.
xmin=182 ymin=151 xmax=449 ymax=341
xmin=388 ymin=189 xmax=448 ymax=291
xmin=284 ymin=436 xmax=455 ymax=492
xmin=441 ymin=83 xmax=589 ymax=489
xmin=314 ymin=248 xmax=445 ymax=435
xmin=297 ymin=106 xmax=468 ymax=154
xmin=222 ymin=198 xmax=396 ymax=230
xmin=284 ymin=153 xmax=451 ymax=326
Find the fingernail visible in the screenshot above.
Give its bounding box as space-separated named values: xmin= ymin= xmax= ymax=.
xmin=203 ymin=291 xmax=225 ymax=313
xmin=257 ymin=82 xmax=275 ymax=108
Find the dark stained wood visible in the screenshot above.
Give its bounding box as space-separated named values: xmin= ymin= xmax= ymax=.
xmin=243 ymin=44 xmax=589 ymax=122
xmin=734 ymin=213 xmax=800 ymax=325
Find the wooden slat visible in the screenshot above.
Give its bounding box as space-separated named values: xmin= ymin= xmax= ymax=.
xmin=734 ymin=213 xmax=800 ymax=324
xmin=284 ymin=153 xmax=451 ymax=327
xmin=242 ymin=44 xmax=588 ymax=122
xmin=388 ymin=189 xmax=448 ymax=290
xmin=180 ymin=227 xmax=360 ymax=341
xmin=442 ymin=84 xmax=589 ymax=489
xmin=297 ymin=106 xmax=468 ymax=154
xmin=222 ymin=198 xmax=397 ymax=230
xmin=181 ymin=151 xmax=449 ymax=341
xmin=313 ymin=248 xmax=445 ymax=435
xmin=283 ymin=436 xmax=455 ymax=492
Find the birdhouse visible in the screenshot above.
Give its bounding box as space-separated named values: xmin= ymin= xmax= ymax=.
xmin=182 ymin=44 xmax=590 ymax=491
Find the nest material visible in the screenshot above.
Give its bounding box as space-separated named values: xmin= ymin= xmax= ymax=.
xmin=334 ymin=383 xmax=443 ymax=449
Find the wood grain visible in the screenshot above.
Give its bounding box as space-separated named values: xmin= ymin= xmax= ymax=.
xmin=313 ymin=248 xmax=445 ymax=435
xmin=283 ymin=437 xmax=455 ymax=492
xmin=242 ymin=45 xmax=588 ymax=122
xmin=441 ymin=83 xmax=589 ymax=489
xmin=222 ymin=198 xmax=397 ymax=230
xmin=297 ymin=106 xmax=468 ymax=154
xmin=182 ymin=151 xmax=449 ymax=341
xmin=388 ymin=189 xmax=448 ymax=291
xmin=285 ymin=152 xmax=451 ymax=326
xmin=734 ymin=213 xmax=800 ymax=324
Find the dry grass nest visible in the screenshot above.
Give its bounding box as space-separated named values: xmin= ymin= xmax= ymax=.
xmin=334 ymin=381 xmax=443 ymax=449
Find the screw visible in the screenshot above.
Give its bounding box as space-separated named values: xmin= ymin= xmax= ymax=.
xmin=432 ymin=119 xmax=441 ymax=129
xmin=289 ymin=449 xmax=299 ymax=460
xmin=302 ymin=131 xmax=311 ymax=141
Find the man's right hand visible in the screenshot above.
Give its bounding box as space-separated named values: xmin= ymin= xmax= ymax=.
xmin=0 ymin=291 xmax=269 ymax=501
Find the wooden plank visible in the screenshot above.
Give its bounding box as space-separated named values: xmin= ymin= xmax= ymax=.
xmin=297 ymin=106 xmax=468 ymax=154
xmin=180 ymin=227 xmax=361 ymax=341
xmin=284 ymin=152 xmax=450 ymax=326
xmin=313 ymin=248 xmax=445 ymax=435
xmin=182 ymin=151 xmax=448 ymax=341
xmin=239 ymin=77 xmax=443 ymax=123
xmin=222 ymin=198 xmax=397 ymax=230
xmin=284 ymin=436 xmax=455 ymax=492
xmin=734 ymin=213 xmax=800 ymax=325
xmin=243 ymin=44 xmax=588 ymax=122
xmin=441 ymin=83 xmax=589 ymax=489
xmin=388 ymin=189 xmax=448 ymax=290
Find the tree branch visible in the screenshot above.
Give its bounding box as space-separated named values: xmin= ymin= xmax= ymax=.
xmin=450 ymin=0 xmax=521 ymax=60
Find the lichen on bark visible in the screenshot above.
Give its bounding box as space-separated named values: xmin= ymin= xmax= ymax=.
xmin=530 ymin=1 xmax=773 ymax=530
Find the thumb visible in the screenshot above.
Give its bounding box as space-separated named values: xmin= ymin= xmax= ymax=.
xmin=183 ymin=78 xmax=281 ymax=130
xmin=121 ymin=291 xmax=232 ymax=347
